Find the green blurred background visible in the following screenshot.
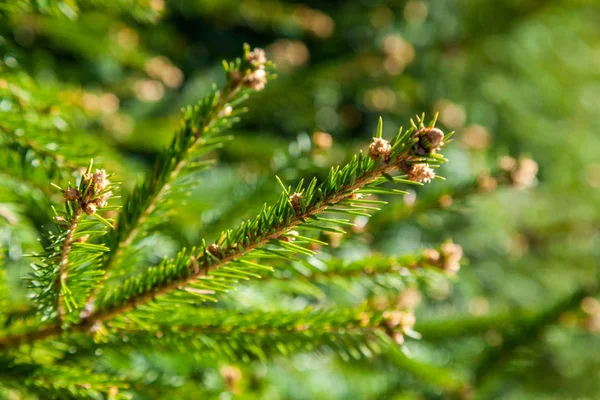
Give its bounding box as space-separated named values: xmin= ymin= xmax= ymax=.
xmin=1 ymin=0 xmax=600 ymax=399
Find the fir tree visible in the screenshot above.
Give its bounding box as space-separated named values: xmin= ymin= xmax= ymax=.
xmin=1 ymin=1 xmax=599 ymax=399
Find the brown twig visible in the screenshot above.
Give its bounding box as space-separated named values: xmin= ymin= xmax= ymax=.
xmin=56 ymin=208 xmax=84 ymax=321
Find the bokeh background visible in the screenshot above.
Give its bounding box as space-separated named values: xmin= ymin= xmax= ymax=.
xmin=1 ymin=0 xmax=600 ymax=399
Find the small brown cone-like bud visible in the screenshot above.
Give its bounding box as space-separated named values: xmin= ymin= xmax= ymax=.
xmin=247 ymin=48 xmax=267 ymax=68
xmin=423 ymin=248 xmax=441 ymax=264
xmin=511 ymin=157 xmax=538 ymax=189
xmin=84 ymin=203 xmax=97 ymax=215
xmin=369 ymin=137 xmax=391 ymax=161
xmin=424 ymin=127 xmax=444 ymax=152
xmin=290 ymin=192 xmax=303 ymax=215
xmin=440 ymin=242 xmax=463 ymax=273
xmin=408 ymin=163 xmax=435 ymax=183
xmin=243 ymin=68 xmax=267 ymax=91
xmin=312 ymin=131 xmax=333 ymax=150
xmin=414 ymin=127 xmax=444 ymax=154
xmin=92 ymin=169 xmax=109 ymax=190
xmin=478 ymin=174 xmax=498 ymax=192
xmin=461 ymin=124 xmax=490 ymax=150
xmin=207 ymin=243 xmax=222 ymax=258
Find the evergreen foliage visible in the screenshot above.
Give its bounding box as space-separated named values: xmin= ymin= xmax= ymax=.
xmin=1 ymin=1 xmax=599 ymax=399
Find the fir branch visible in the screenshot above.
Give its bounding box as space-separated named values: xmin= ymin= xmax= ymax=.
xmin=382 ymin=341 xmax=468 ymax=394
xmin=416 ymin=310 xmax=536 ymax=341
xmin=0 ymin=170 xmax=54 ymax=200
xmin=29 ymin=163 xmax=116 ymax=323
xmin=24 ymin=366 xmax=129 ymax=400
xmin=0 ymin=114 xmax=451 ymax=349
xmin=473 ymin=284 xmax=598 ymax=390
xmin=263 ymin=244 xmax=462 ymax=283
xmin=0 ymin=143 xmax=62 ymax=200
xmin=66 ymin=307 xmax=416 ymax=364
xmin=63 ymin=306 xmax=462 ymax=395
xmin=0 ymin=124 xmax=80 ymax=173
xmin=55 ymin=207 xmax=84 ymax=321
xmin=83 ymin=45 xmax=273 ymax=313
xmin=0 ymin=355 xmax=129 ymax=400
xmin=370 ymin=156 xmax=538 ymax=229
xmin=88 ymin=117 xmax=448 ymax=319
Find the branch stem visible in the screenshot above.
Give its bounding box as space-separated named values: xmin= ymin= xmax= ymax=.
xmin=56 ymin=207 xmax=83 ymax=321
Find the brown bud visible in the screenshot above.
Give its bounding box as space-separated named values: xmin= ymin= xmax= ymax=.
xmin=414 ymin=127 xmax=445 ymax=154
xmin=407 ymin=163 xmax=435 ymax=183
xmin=247 ymin=47 xmax=267 ymax=68
xmin=290 ymin=192 xmax=303 ymax=215
xmin=461 ymin=124 xmax=490 ymax=150
xmin=478 ymin=174 xmax=498 ymax=192
xmin=312 ymin=131 xmax=333 ymax=150
xmin=84 ymin=203 xmax=97 ymax=215
xmin=207 ymin=243 xmax=222 ymax=258
xmin=243 ymin=68 xmax=267 ymax=91
xmin=64 ymin=188 xmax=80 ymax=202
xmin=369 ymin=137 xmax=391 ymax=161
xmin=440 ymin=242 xmax=463 ymax=273
xmin=92 ymin=169 xmax=109 ymax=190
xmin=424 ymin=127 xmax=444 ymax=152
xmin=423 ymin=248 xmax=441 ymax=264
xmin=511 ymin=157 xmax=538 ymax=189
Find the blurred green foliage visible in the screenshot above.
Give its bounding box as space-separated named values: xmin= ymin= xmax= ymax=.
xmin=1 ymin=0 xmax=600 ymax=399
